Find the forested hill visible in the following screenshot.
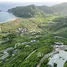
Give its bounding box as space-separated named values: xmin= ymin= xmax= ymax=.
xmin=8 ymin=5 xmax=45 ymax=18
xmin=8 ymin=3 xmax=67 ymax=18
xmin=8 ymin=4 xmax=55 ymax=18
xmin=51 ymin=2 xmax=67 ymax=15
xmin=37 ymin=5 xmax=54 ymax=14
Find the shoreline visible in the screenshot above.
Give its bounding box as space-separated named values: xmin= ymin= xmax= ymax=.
xmin=0 ymin=18 xmax=18 ymax=24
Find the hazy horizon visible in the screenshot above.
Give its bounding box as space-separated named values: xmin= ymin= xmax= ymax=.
xmin=0 ymin=2 xmax=63 ymax=6
xmin=0 ymin=2 xmax=67 ymax=11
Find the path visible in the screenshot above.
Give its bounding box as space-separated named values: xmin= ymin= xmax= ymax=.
xmin=36 ymin=51 xmax=55 ymax=67
xmin=25 ymin=50 xmax=36 ymax=60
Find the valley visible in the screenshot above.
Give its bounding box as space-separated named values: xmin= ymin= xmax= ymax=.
xmin=0 ymin=2 xmax=67 ymax=67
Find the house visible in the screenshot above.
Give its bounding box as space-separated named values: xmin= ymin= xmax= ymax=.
xmin=54 ymin=44 xmax=67 ymax=50
xmin=48 ymin=50 xmax=67 ymax=67
xmin=55 ymin=42 xmax=63 ymax=45
xmin=16 ymin=27 xmax=28 ymax=33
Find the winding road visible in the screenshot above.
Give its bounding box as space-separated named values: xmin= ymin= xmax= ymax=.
xmin=0 ymin=47 xmax=14 ymax=60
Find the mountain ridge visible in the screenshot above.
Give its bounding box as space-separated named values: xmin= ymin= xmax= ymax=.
xmin=8 ymin=4 xmax=45 ymax=18
xmin=8 ymin=2 xmax=67 ymax=18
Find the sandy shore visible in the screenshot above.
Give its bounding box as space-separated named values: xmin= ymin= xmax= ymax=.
xmin=0 ymin=18 xmax=18 ymax=24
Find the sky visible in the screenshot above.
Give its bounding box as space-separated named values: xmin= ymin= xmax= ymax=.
xmin=0 ymin=0 xmax=67 ymax=11
xmin=0 ymin=0 xmax=67 ymax=3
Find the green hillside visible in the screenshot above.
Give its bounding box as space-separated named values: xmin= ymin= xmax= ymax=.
xmin=0 ymin=15 xmax=59 ymax=67
xmin=37 ymin=5 xmax=54 ymax=14
xmin=51 ymin=3 xmax=67 ymax=15
xmin=8 ymin=3 xmax=67 ymax=17
xmin=8 ymin=5 xmax=45 ymax=18
xmin=47 ymin=16 xmax=67 ymax=38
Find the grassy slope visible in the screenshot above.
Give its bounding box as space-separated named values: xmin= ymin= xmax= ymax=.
xmin=0 ymin=31 xmax=54 ymax=67
xmin=50 ymin=17 xmax=67 ymax=38
xmin=0 ymin=16 xmax=58 ymax=67
xmin=2 ymin=15 xmax=67 ymax=67
xmin=0 ymin=15 xmax=57 ymax=33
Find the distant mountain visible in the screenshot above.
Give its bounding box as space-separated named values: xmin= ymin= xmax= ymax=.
xmin=7 ymin=2 xmax=67 ymax=17
xmin=37 ymin=5 xmax=54 ymax=14
xmin=8 ymin=4 xmax=55 ymax=18
xmin=51 ymin=2 xmax=67 ymax=15
xmin=8 ymin=5 xmax=45 ymax=18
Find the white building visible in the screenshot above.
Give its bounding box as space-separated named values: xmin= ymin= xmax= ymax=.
xmin=48 ymin=50 xmax=67 ymax=67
